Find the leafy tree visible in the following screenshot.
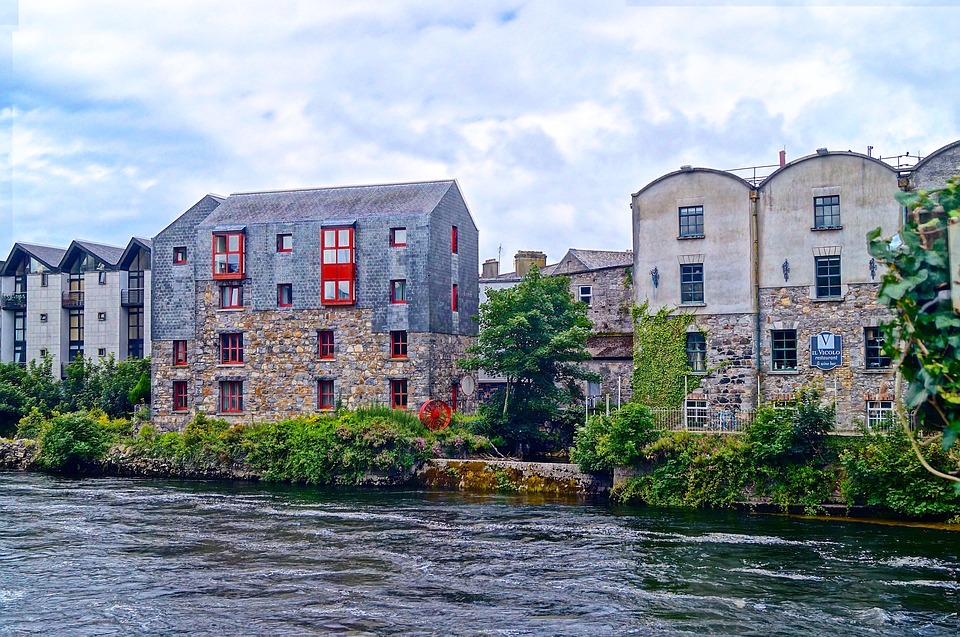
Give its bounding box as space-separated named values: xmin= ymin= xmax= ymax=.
xmin=460 ymin=267 xmax=595 ymax=446
xmin=37 ymin=413 xmax=109 ymax=471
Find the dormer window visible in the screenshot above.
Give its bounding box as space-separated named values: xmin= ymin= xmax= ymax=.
xmin=213 ymin=232 xmax=244 ymax=279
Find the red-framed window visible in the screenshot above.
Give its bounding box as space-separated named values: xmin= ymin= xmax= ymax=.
xmin=277 ymin=284 xmax=292 ymax=307
xmin=173 ymin=246 xmax=187 ymax=264
xmin=390 ymin=227 xmax=407 ymax=247
xmin=220 ymin=381 xmax=243 ymax=413
xmin=391 ymin=279 xmax=407 ymax=304
xmin=390 ymin=330 xmax=408 ymax=359
xmin=451 ymin=382 xmax=459 ymax=412
xmin=173 ymin=340 xmax=188 ymax=366
xmin=321 ymin=227 xmax=355 ymax=305
xmin=220 ymin=285 xmax=243 ymax=309
xmin=212 ymin=232 xmax=244 ymax=279
xmin=391 ymin=379 xmax=408 ymax=409
xmin=173 ymin=381 xmax=188 ymax=412
xmin=452 ymin=284 xmax=458 ymax=312
xmin=220 ymin=333 xmax=244 ymax=365
xmin=451 ymin=226 xmax=458 ymax=254
xmin=277 ymin=233 xmax=292 ymax=252
xmin=318 ymin=330 xmax=335 ymax=359
xmin=318 ymin=379 xmax=335 ymax=410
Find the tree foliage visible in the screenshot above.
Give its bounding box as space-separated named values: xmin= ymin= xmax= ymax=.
xmin=460 ymin=267 xmax=595 ymax=436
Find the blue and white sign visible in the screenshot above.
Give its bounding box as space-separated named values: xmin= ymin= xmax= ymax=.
xmin=810 ymin=331 xmax=843 ymax=370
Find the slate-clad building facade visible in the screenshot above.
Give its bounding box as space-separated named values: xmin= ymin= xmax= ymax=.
xmin=151 ymin=180 xmax=478 ymax=431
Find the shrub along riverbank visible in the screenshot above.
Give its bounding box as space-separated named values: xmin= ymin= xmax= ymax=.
xmin=571 ymin=394 xmax=960 ymax=520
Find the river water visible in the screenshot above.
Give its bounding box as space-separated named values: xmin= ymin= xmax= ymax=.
xmin=0 ymin=472 xmax=957 ymax=636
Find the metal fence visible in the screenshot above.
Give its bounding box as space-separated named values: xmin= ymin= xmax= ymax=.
xmin=647 ymin=405 xmax=907 ymax=435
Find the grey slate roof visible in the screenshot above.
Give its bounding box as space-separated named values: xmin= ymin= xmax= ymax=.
xmin=565 ymin=249 xmax=633 ymax=271
xmin=67 ymin=240 xmax=126 ymax=268
xmin=1 ymin=242 xmax=68 ymax=274
xmin=203 ymin=180 xmax=458 ymax=226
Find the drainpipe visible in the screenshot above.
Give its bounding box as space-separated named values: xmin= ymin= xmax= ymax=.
xmin=750 ymin=187 xmax=762 ymax=408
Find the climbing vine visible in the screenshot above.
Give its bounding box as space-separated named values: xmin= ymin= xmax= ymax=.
xmin=632 ymin=302 xmax=701 ymax=409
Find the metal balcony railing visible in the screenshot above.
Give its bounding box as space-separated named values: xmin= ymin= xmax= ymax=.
xmin=62 ymin=291 xmax=84 ymax=308
xmin=1 ymin=293 xmax=26 ymax=309
xmin=121 ymin=288 xmax=145 ymax=306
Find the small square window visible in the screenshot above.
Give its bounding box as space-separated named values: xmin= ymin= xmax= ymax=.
xmin=578 ymin=285 xmax=592 ymax=307
xmin=220 ymin=333 xmax=244 ymax=365
xmin=815 ymin=255 xmax=841 ymax=298
xmin=866 ymin=400 xmax=894 ymax=429
xmin=98 ymin=311 xmax=107 ymax=321
xmin=685 ymin=399 xmax=709 ymax=428
xmin=391 ymin=279 xmax=407 ymax=304
xmin=220 ymin=285 xmax=243 ymax=309
xmin=98 ymin=271 xmax=107 ymax=285
xmin=98 ymin=348 xmax=107 ymax=357
xmin=771 ymin=329 xmax=798 ymax=371
xmin=173 ymin=340 xmax=188 ymax=366
xmin=680 ymin=263 xmax=704 ymax=304
xmin=39 ymin=348 xmax=48 ymax=357
xmin=173 ymin=247 xmax=187 ymax=264
xmin=864 ymin=327 xmax=891 ymax=369
xmin=391 ymin=379 xmax=408 ymax=409
xmin=40 ymin=273 xmax=49 ymax=287
xmin=679 ymin=206 xmax=704 ymax=237
xmin=390 ymin=228 xmax=407 ymax=247
xmin=390 ymin=330 xmax=408 ymax=359
xmin=814 ymin=195 xmax=841 ymax=228
xmin=686 ymin=332 xmax=706 ymax=372
xmin=277 ymin=284 xmax=292 ymax=307
xmin=39 ymin=313 xmax=48 ymax=322
xmin=173 ymin=381 xmax=189 ymax=412
xmin=318 ymin=380 xmax=335 ymax=410
xmin=277 ymin=234 xmax=293 ymax=252
xmin=318 ymin=330 xmax=335 ymax=359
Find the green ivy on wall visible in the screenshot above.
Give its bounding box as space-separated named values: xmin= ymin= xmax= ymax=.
xmin=632 ymin=302 xmax=701 ymax=409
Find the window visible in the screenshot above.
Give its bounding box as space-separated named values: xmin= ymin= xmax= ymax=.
xmin=39 ymin=313 xmax=48 ymax=322
xmin=815 ymin=256 xmax=841 ymax=298
xmin=98 ymin=271 xmax=107 ymax=285
xmin=39 ymin=348 xmax=47 ymax=357
xmin=452 ymin=226 xmax=458 ymax=254
xmin=864 ymin=327 xmax=891 ymax=369
xmin=212 ymin=232 xmax=244 ymax=278
xmin=391 ymin=330 xmax=408 ymax=359
xmin=578 ymin=285 xmax=593 ymax=307
xmin=277 ymin=233 xmax=292 ymax=252
xmin=68 ymin=309 xmax=84 ymax=362
xmin=318 ymin=380 xmax=335 ymax=410
xmin=866 ymin=400 xmax=894 ymax=429
xmin=318 ymin=330 xmax=335 ymax=359
xmin=98 ymin=312 xmax=106 ymax=321
xmin=98 ymin=348 xmax=106 ymax=357
xmin=173 ymin=381 xmax=188 ymax=412
xmin=686 ymin=332 xmax=706 ymax=372
xmin=219 ymin=381 xmax=243 ymax=413
xmin=173 ymin=247 xmax=187 ymax=264
xmin=679 ymin=205 xmax=704 ymax=237
xmin=220 ymin=285 xmax=243 ymax=309
xmin=220 ymin=333 xmax=244 ymax=365
xmin=40 ymin=272 xmax=49 ymax=287
xmin=771 ymin=329 xmax=798 ymax=371
xmin=680 ymin=263 xmax=704 ymax=304
xmin=127 ymin=307 xmax=144 ymax=359
xmin=814 ymin=195 xmax=841 ymax=228
xmin=685 ymin=399 xmax=709 ymax=428
xmin=173 ymin=340 xmax=188 ymax=366
xmin=391 ymin=279 xmax=407 ymax=304
xmin=390 ymin=228 xmax=407 ymax=247
xmin=12 ymin=311 xmax=25 ymax=364
xmin=277 ymin=284 xmax=293 ymax=307
xmin=321 ymin=227 xmax=355 ymax=305
xmin=391 ymin=379 xmax=408 ymax=409
xmin=452 ymin=284 xmax=458 ymax=312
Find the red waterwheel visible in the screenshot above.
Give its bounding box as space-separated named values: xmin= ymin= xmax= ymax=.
xmin=419 ymin=399 xmax=452 ymax=431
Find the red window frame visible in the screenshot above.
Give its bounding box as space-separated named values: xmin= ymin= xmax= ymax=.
xmin=390 ymin=330 xmax=408 ymax=359
xmin=220 ymin=380 xmax=243 ymax=413
xmin=220 ymin=285 xmax=243 ymax=309
xmin=318 ymin=330 xmax=335 ymax=359
xmin=220 ymin=333 xmax=244 ymax=365
xmin=318 ymin=379 xmax=335 ymax=410
xmin=277 ymin=233 xmax=292 ymax=253
xmin=277 ymin=284 xmax=292 ymax=307
xmin=173 ymin=381 xmax=188 ymax=412
xmin=173 ymin=246 xmax=187 ymax=264
xmin=212 ymin=232 xmax=245 ymax=279
xmin=451 ymin=382 xmax=459 ymax=412
xmin=391 ymin=379 xmax=408 ymax=409
xmin=451 ymin=226 xmax=458 ymax=254
xmin=391 ymin=279 xmax=407 ymax=304
xmin=321 ymin=227 xmax=355 ymax=305
xmin=390 ymin=227 xmax=407 ymax=247
xmin=173 ymin=340 xmax=188 ymax=366
xmin=452 ymin=284 xmax=458 ymax=312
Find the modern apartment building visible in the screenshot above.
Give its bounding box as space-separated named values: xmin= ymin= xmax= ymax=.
xmin=150 ymin=181 xmax=478 ymax=431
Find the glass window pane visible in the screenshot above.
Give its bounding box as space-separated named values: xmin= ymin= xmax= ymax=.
xmin=338 ymin=229 xmax=350 ymax=246
xmin=324 ymin=281 xmax=335 ymax=299
xmin=338 ymin=281 xmax=350 ymax=299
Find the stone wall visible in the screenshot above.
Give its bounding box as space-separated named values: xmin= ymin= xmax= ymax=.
xmin=688 ymin=312 xmax=758 ymax=412
xmin=566 ymin=266 xmax=634 ymax=334
xmin=416 ymin=459 xmax=611 ymax=495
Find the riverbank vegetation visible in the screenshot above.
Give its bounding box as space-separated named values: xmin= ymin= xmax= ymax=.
xmin=571 ymin=391 xmax=960 ymax=519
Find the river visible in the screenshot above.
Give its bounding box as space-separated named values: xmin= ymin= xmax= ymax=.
xmin=0 ymin=472 xmax=957 ymax=636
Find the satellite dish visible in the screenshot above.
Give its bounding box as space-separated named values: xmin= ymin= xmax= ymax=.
xmin=460 ymin=375 xmax=476 ymax=396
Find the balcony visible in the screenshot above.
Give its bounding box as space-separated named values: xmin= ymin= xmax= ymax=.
xmin=2 ymin=293 xmax=26 ymax=310
xmin=121 ymin=288 xmax=145 ymax=307
xmin=62 ymin=291 xmax=84 ymax=308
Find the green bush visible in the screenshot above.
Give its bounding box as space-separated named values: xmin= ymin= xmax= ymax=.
xmin=571 ymin=403 xmax=658 ymax=472
xmin=37 ymin=413 xmax=109 ymax=470
xmin=747 ymin=388 xmax=833 ymax=464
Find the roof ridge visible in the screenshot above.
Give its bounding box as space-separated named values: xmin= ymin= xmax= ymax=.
xmin=230 ymin=179 xmax=455 ymax=197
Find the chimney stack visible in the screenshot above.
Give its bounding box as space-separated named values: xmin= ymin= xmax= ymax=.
xmin=779 ymin=149 xmax=786 ymax=167
xmin=481 ymin=258 xmax=499 ymax=279
xmin=514 ymin=250 xmax=547 ymax=277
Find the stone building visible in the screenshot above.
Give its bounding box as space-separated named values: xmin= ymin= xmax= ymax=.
xmin=150 ymin=180 xmax=478 ymax=431
xmin=0 ymin=238 xmax=151 ymax=373
xmin=632 ymin=149 xmax=907 ymax=430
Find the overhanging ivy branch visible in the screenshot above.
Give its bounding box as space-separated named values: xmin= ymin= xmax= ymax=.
xmin=632 ymin=302 xmax=701 ymax=409
xmin=867 ymin=175 xmax=960 ymax=485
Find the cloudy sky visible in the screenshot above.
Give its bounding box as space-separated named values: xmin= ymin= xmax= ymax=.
xmin=1 ymin=1 xmax=958 ymax=268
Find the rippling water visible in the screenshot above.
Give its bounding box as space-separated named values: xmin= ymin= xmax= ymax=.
xmin=0 ymin=472 xmax=957 ymax=636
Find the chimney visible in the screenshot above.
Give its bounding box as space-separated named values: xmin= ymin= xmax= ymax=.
xmin=867 ymin=145 xmax=874 ymax=158
xmin=779 ymin=149 xmax=786 ymax=167
xmin=481 ymin=258 xmax=499 ymax=279
xmin=514 ymin=250 xmax=547 ymax=277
